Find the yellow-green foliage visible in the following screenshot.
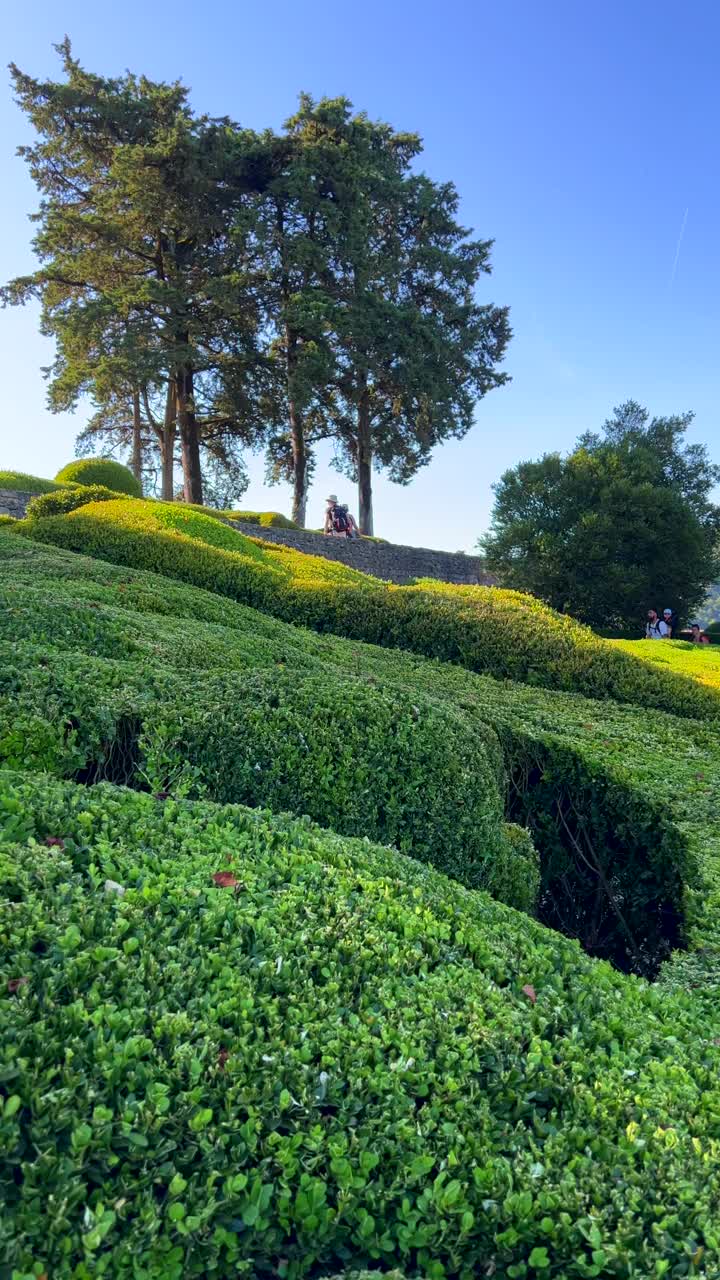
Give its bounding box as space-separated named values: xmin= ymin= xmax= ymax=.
xmin=616 ymin=637 xmax=720 ymax=691
xmin=16 ymin=496 xmax=720 ymax=719
xmin=0 ymin=470 xmax=63 ymax=493
xmin=185 ymin=504 xmax=298 ymax=529
xmin=226 ymin=508 xmax=299 ymax=529
xmin=55 ymin=457 xmax=142 ymax=497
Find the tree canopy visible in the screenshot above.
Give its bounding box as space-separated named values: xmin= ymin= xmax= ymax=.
xmin=3 ymin=47 xmax=509 ymax=525
xmin=481 ymin=401 xmax=720 ymax=634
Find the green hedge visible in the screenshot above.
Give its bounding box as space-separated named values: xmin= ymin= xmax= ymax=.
xmin=2 ymin=532 xmax=713 ymax=978
xmin=0 ymin=630 xmax=527 ymax=909
xmin=55 ymin=457 xmax=143 ymax=497
xmin=27 ymin=484 xmax=124 ymax=518
xmin=0 ymin=514 xmax=16 ymax=526
xmin=15 ymin=499 xmax=720 ymax=721
xmin=0 ymin=469 xmax=63 ymax=493
xmin=1 ymin=772 xmax=719 ymax=1279
xmin=224 ymin=508 xmax=299 ymax=529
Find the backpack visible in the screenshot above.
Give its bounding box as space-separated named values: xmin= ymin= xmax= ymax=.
xmin=332 ymin=504 xmax=350 ymax=534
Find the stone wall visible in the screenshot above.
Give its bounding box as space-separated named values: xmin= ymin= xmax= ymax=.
xmin=229 ymin=522 xmax=494 ymax=586
xmin=0 ymin=490 xmax=35 ymax=519
xmin=0 ymin=489 xmax=493 ymax=588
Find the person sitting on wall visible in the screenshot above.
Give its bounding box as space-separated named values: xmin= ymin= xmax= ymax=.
xmin=690 ymin=622 xmax=711 ymax=645
xmin=324 ymin=495 xmax=359 ymax=538
xmin=645 ymin=608 xmax=670 ymax=639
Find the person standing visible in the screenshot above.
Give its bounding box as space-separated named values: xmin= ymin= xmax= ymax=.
xmin=690 ymin=623 xmax=711 ymax=645
xmin=662 ymin=607 xmax=678 ymax=638
xmin=645 ymin=608 xmax=670 ymax=639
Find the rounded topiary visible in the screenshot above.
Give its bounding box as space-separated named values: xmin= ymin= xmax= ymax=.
xmin=27 ymin=485 xmax=124 ymax=519
xmin=54 ymin=458 xmax=142 ymax=497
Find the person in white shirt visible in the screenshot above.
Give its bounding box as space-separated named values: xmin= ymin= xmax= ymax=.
xmin=645 ymin=608 xmax=670 ymax=639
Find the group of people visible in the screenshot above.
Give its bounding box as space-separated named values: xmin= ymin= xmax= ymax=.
xmin=645 ymin=608 xmax=710 ymax=644
xmin=323 ymin=494 xmax=359 ymax=539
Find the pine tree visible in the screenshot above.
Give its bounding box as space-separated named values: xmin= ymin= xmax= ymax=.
xmin=3 ymin=41 xmax=267 ymax=504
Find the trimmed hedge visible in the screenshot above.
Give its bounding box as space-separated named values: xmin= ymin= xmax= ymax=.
xmin=2 ymin=533 xmax=715 ymax=980
xmin=0 ymin=469 xmax=62 ymax=493
xmin=616 ymin=637 xmax=720 ymax=693
xmin=55 ymin=457 xmax=143 ymax=497
xmin=223 ymin=508 xmax=299 ymax=529
xmin=27 ymin=484 xmax=124 ymax=519
xmin=1 ymin=772 xmax=720 ymax=1279
xmin=0 ymin=515 xmax=16 ymax=526
xmin=0 ymin=635 xmax=529 ymax=908
xmin=15 ymin=498 xmax=720 ymax=720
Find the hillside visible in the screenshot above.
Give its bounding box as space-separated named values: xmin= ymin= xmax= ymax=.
xmin=2 ymin=508 xmax=720 ymax=1278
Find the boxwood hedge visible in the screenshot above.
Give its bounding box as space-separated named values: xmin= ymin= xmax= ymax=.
xmin=1 ymin=772 xmax=720 ymax=1279
xmin=1 ymin=533 xmax=716 ymax=979
xmin=13 ymin=499 xmax=720 ymax=720
xmin=27 ymin=484 xmax=124 ymax=518
xmin=0 ymin=469 xmax=63 ymax=493
xmin=55 ymin=458 xmax=143 ymax=496
xmin=0 ymin=635 xmax=531 ymax=910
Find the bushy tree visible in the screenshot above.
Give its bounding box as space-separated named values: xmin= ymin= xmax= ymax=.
xmin=251 ymin=97 xmax=510 ymax=532
xmin=2 ymin=42 xmax=269 ymax=505
xmin=482 ymin=401 xmax=720 ymax=634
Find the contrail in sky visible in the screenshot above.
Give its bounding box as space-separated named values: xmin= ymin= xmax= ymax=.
xmin=669 ymin=206 xmax=689 ymax=291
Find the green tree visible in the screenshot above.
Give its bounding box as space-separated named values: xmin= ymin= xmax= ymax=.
xmin=253 ymin=97 xmax=510 ymax=533
xmin=328 ymin=154 xmax=511 ymax=534
xmin=481 ymin=401 xmax=720 ymax=634
xmin=236 ymin=115 xmax=343 ymax=526
xmin=2 ymin=41 xmax=267 ymax=505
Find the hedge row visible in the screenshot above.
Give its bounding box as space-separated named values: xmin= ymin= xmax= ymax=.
xmin=13 ymin=499 xmax=720 ymax=720
xmin=2 ymin=533 xmax=714 ymax=977
xmin=27 ymin=484 xmax=124 ymax=518
xmin=2 ymin=771 xmax=720 ymax=1279
xmin=616 ymin=637 xmax=720 ymax=693
xmin=0 ymin=624 xmax=533 ymax=911
xmin=0 ymin=469 xmax=63 ymax=494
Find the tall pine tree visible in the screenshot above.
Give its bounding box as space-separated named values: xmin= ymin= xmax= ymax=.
xmin=3 ymin=41 xmax=267 ymax=504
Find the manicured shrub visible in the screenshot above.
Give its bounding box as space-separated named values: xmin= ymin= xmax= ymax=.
xmin=18 ymin=497 xmax=720 ymax=720
xmin=27 ymin=484 xmax=123 ymax=518
xmin=616 ymin=636 xmax=720 ymax=691
xmin=0 ymin=515 xmax=16 ymax=526
xmin=1 ymin=533 xmax=713 ymax=978
xmin=0 ymin=469 xmax=62 ymax=493
xmin=0 ymin=633 xmax=522 ymax=908
xmin=55 ymin=457 xmax=143 ymax=496
xmin=1 ymin=772 xmax=719 ymax=1279
xmin=224 ymin=508 xmax=299 ymax=529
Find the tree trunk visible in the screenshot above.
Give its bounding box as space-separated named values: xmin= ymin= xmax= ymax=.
xmin=287 ymin=330 xmax=308 ymax=527
xmin=356 ymin=384 xmax=373 ymax=535
xmin=160 ymin=379 xmax=176 ymax=501
xmin=131 ymin=387 xmax=143 ymax=492
xmin=176 ymin=363 xmax=203 ymax=505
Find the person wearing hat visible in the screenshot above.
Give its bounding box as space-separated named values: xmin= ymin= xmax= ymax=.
xmin=662 ymin=607 xmax=677 ymax=638
xmin=324 ymin=494 xmax=359 ymax=538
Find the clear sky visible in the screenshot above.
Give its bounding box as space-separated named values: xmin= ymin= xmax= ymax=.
xmin=1 ymin=0 xmax=719 ymax=551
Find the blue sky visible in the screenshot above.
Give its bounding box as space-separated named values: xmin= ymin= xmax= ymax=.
xmin=1 ymin=0 xmax=719 ymax=550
